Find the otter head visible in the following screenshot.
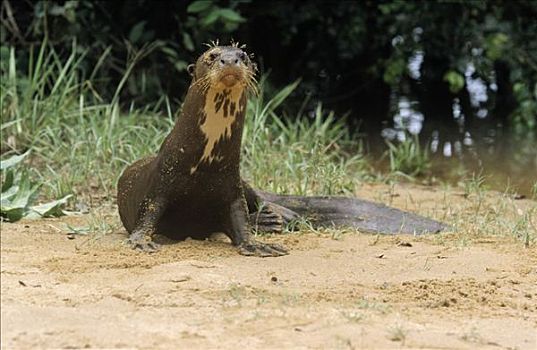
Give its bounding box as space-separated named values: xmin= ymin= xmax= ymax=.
xmin=187 ymin=44 xmax=257 ymax=174
xmin=188 ymin=45 xmax=257 ymax=92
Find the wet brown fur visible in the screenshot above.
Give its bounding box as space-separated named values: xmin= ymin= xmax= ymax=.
xmin=117 ymin=44 xmax=288 ymax=256
xmin=117 ymin=44 xmax=445 ymax=254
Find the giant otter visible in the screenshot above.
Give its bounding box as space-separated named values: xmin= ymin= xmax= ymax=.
xmin=117 ymin=43 xmax=445 ymax=257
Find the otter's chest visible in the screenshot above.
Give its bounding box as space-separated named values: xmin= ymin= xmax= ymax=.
xmin=189 ymin=87 xmax=246 ymax=174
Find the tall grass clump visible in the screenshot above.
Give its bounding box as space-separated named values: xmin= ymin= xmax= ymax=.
xmin=1 ymin=43 xmax=369 ymax=204
xmin=242 ymin=77 xmax=370 ymax=196
xmin=385 ymin=134 xmax=431 ymax=177
xmin=1 ymin=42 xmax=173 ymax=200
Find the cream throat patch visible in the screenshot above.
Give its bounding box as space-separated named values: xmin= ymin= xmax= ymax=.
xmin=191 ymin=86 xmax=244 ymax=173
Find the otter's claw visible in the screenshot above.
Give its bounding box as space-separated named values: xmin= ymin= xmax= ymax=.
xmin=238 ymin=241 xmax=288 ymax=257
xmin=250 ymin=206 xmax=284 ymax=234
xmin=127 ymin=238 xmax=160 ymax=253
xmin=250 ymin=202 xmax=301 ymax=233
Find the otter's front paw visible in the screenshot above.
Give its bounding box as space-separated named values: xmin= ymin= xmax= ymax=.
xmin=238 ymin=241 xmax=288 ymax=257
xmin=126 ymin=237 xmax=160 ymax=253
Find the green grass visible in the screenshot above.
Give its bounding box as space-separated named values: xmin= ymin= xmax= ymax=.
xmin=1 ymin=43 xmax=175 ymax=201
xmin=243 ymin=77 xmax=370 ymax=196
xmin=462 ymin=171 xmax=487 ymax=198
xmin=385 ymin=134 xmax=431 ymax=177
xmin=1 ymin=43 xmax=368 ymax=205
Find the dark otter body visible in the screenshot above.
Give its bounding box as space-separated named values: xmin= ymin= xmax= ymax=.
xmin=118 ymin=45 xmax=287 ymax=256
xmin=117 ymin=44 xmax=445 ymax=256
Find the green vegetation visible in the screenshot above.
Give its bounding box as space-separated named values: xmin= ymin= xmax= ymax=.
xmin=385 ymin=135 xmax=431 ymax=177
xmin=462 ymin=172 xmax=487 ymax=199
xmin=1 ymin=151 xmax=71 ymax=221
xmin=1 ymin=44 xmax=370 ymax=220
xmin=243 ymin=77 xmax=370 ymax=196
xmin=1 ymin=1 xmax=535 ymax=202
xmin=1 ymin=43 xmax=174 ymax=203
xmin=1 ymin=1 xmax=535 ymax=128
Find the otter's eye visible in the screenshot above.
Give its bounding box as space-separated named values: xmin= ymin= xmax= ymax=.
xmin=208 ymin=52 xmax=218 ymax=61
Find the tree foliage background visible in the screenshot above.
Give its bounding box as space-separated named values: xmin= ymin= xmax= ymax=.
xmin=1 ymin=0 xmax=536 ymax=130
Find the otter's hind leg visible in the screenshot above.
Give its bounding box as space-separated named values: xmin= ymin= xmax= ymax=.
xmin=242 ymin=180 xmax=300 ymax=233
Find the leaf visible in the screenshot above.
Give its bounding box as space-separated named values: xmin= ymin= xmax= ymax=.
xmin=217 ymin=8 xmax=245 ymax=23
xmin=0 ymin=207 xmax=26 ymax=222
xmin=0 ymin=151 xmax=30 ymax=171
xmin=174 ymin=60 xmax=188 ymax=72
xmin=187 ymin=1 xmax=212 ymax=13
xmin=160 ymin=46 xmax=178 ymax=58
xmin=443 ymin=70 xmax=465 ymax=93
xmin=264 ymin=79 xmax=301 ymax=113
xmin=201 ymin=9 xmax=220 ymax=26
xmin=485 ymin=33 xmax=509 ymax=60
xmin=29 ymin=194 xmax=73 ymax=218
xmin=224 ymin=21 xmax=240 ymax=32
xmin=0 ymin=190 xmax=15 ymax=208
xmin=383 ymin=57 xmax=405 ymax=84
xmin=128 ymin=21 xmax=146 ymax=43
xmin=182 ymin=32 xmax=195 ymax=51
xmin=48 ymin=4 xmax=66 ymax=16
xmin=0 ymin=45 xmax=9 ymax=60
xmin=1 ymin=119 xmax=20 ymax=130
xmin=65 ymin=224 xmax=91 ymax=235
xmin=2 ymin=174 xmax=39 ymax=211
xmin=1 ymin=169 xmax=14 ymax=192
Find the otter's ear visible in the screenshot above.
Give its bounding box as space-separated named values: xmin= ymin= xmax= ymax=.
xmin=187 ymin=64 xmax=196 ymax=77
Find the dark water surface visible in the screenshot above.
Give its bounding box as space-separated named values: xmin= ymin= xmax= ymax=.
xmin=363 ymin=98 xmax=537 ymax=197
xmin=354 ymin=57 xmax=536 ymax=196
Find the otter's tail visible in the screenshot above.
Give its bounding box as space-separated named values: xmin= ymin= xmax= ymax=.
xmin=258 ymin=191 xmax=446 ymax=235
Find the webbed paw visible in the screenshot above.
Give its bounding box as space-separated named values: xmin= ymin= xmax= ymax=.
xmin=238 ymin=240 xmax=288 ymax=257
xmin=250 ymin=204 xmax=284 ymax=234
xmin=126 ymin=237 xmax=160 ymax=253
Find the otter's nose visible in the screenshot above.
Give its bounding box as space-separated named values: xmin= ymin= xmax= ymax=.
xmin=219 ymin=52 xmax=240 ymax=66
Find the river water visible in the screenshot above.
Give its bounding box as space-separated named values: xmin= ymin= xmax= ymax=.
xmin=371 ymin=116 xmax=537 ymax=196
xmin=366 ymin=66 xmax=536 ymax=196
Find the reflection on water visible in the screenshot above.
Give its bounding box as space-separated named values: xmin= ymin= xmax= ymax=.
xmin=408 ymin=51 xmax=423 ymax=80
xmin=379 ymin=110 xmax=536 ymax=195
xmin=465 ymin=63 xmax=489 ymax=112
xmin=381 ymin=97 xmax=423 ymax=141
xmin=376 ymin=58 xmax=537 ymax=196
